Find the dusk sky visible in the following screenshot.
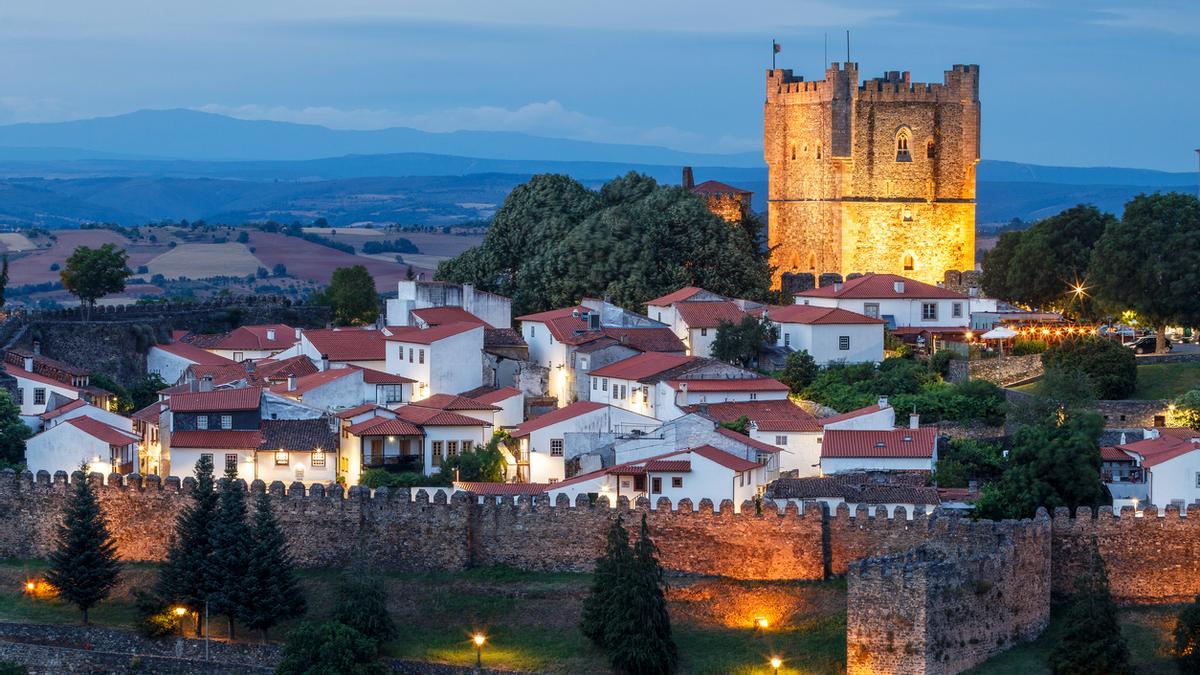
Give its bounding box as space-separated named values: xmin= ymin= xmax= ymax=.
xmin=1 ymin=0 xmax=1197 ymax=171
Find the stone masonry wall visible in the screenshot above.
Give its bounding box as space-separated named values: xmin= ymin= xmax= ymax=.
xmin=966 ymin=353 xmax=1043 ymax=387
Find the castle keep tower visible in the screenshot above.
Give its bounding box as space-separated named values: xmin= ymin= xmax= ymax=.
xmin=765 ymin=63 xmax=979 ymax=287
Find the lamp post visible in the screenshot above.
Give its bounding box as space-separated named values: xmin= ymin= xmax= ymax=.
xmin=770 ymin=656 xmax=782 ymax=674
xmin=172 ymin=606 xmax=187 ymax=637
xmin=473 ymin=633 xmax=486 ymax=668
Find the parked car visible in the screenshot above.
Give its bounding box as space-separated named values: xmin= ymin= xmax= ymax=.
xmin=1126 ymin=335 xmax=1171 ymax=354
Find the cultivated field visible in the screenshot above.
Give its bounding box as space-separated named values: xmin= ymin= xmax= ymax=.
xmin=144 ymin=242 xmax=263 ymax=279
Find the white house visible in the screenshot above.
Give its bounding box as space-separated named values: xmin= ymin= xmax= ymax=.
xmin=200 ymin=324 xmax=299 ymax=362
xmin=764 ymin=305 xmax=885 ymax=365
xmin=38 ymin=399 xmax=129 ymax=432
xmin=26 ymin=416 xmax=140 ymax=476
xmin=612 ymin=412 xmax=783 ymax=479
xmin=5 ymin=360 xmax=83 ymax=420
xmin=147 ymin=342 xmax=237 ymax=386
xmin=509 ymin=401 xmax=659 ymax=483
xmin=1114 ymin=428 xmax=1200 ymax=510
xmin=461 ymin=386 xmax=524 ymax=428
xmin=644 ymin=287 xmax=726 ymax=337
xmin=794 ymin=274 xmax=979 ymax=344
xmin=820 ymin=426 xmax=938 ymax=475
xmin=545 ymin=445 xmax=766 ymax=510
xmin=339 ymin=404 xmax=492 ymax=482
xmin=275 ymin=328 xmax=390 ymax=372
xmin=671 ymin=300 xmax=748 ymax=358
xmin=409 ymin=394 xmax=499 ymax=425
xmin=268 ymin=366 xmax=414 ymax=412
xmin=384 ymin=322 xmax=484 ymax=399
xmin=386 ymin=280 xmax=513 ymax=329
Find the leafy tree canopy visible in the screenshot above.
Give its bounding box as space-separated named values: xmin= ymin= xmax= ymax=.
xmin=777 ymin=350 xmax=818 ymax=394
xmin=1041 ymin=336 xmax=1136 ymax=400
xmin=711 ymin=316 xmax=777 ymax=368
xmin=0 ymin=389 xmax=31 ymax=468
xmin=318 ymin=265 xmax=380 ymax=326
xmin=439 ymin=433 xmax=506 ymax=483
xmin=60 ymin=244 xmax=131 ymax=317
xmin=277 ymin=621 xmax=384 ymax=675
xmin=437 ymin=173 xmax=773 ymax=314
xmin=1169 ymin=389 xmax=1200 ymax=430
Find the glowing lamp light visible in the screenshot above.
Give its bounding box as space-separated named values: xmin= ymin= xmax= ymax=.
xmin=24 ymin=581 xmax=35 ymax=593
xmin=473 ymin=633 xmax=487 ymax=668
xmin=755 ymin=616 xmax=769 ymax=630
xmin=770 ymin=656 xmax=783 ymax=673
xmin=473 ymin=633 xmax=486 ymax=647
xmin=173 ymin=606 xmax=188 ymax=617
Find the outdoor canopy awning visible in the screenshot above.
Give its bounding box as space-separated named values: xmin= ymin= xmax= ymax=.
xmin=979 ymin=326 xmax=1018 ymax=340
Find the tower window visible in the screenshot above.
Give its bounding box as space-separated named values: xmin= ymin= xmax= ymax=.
xmin=790 ymin=144 xmax=796 ymax=160
xmin=926 ymin=139 xmax=936 ymax=159
xmin=902 ymin=208 xmax=913 ymax=222
xmin=896 ymin=128 xmax=912 ymax=162
xmin=903 ymin=254 xmax=915 ymax=271
xmin=816 ymin=143 xmax=822 ymax=160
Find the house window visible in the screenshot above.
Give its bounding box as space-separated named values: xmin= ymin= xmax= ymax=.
xmin=432 ymin=441 xmax=443 ymax=467
xmin=903 ymin=254 xmax=915 ymax=271
xmin=634 ymin=475 xmax=646 ymax=492
xmin=233 ymin=352 xmax=244 ymax=362
xmin=784 ymin=333 xmax=791 ymax=347
xmin=550 ymin=439 xmax=564 ymax=457
xmin=579 ymin=357 xmax=589 ymax=370
xmin=816 ymin=143 xmax=822 ymax=160
xmin=864 ymin=303 xmax=880 ymax=319
xmin=311 ymin=450 xmax=326 ymax=468
xmin=775 ymin=435 xmax=789 ymax=446
xmin=340 ymin=455 xmax=349 ymax=472
xmin=220 ymin=415 xmax=232 ymax=430
xmin=952 ymin=302 xmax=963 ymax=318
xmin=921 ymin=303 xmax=938 ymax=321
xmin=447 ymin=441 xmax=459 ymax=458
xmin=33 ymin=388 xmax=45 ymax=406
xmin=418 ymin=349 xmax=425 ymax=365
xmin=895 ymin=127 xmax=912 ymax=161
xmin=700 ymin=328 xmax=708 ymax=337
xmin=839 ymin=336 xmax=851 ymax=351
xmin=592 ymin=377 xmax=598 ymax=391
xmin=657 ymin=312 xmax=662 ymax=321
xmin=749 ymin=393 xmax=758 ymax=400
xmin=274 ymin=450 xmax=289 ymax=466
xmin=197 ymin=415 xmax=209 ymax=430
xmin=378 ymin=385 xmax=404 ymax=403
xmin=570 ymin=352 xmax=576 ymax=369
xmin=408 ymin=348 xmax=414 ymax=362
xmin=14 ymin=388 xmax=21 ymax=404
xmin=602 ymin=378 xmax=609 ymax=392
xmin=619 ymin=385 xmax=626 ymax=400
xmin=530 ymin=325 xmax=536 ymax=337
xmin=1195 ymin=472 xmax=1200 ymax=489
xmin=651 ymin=477 xmax=662 ymax=494
xmin=462 ymin=439 xmax=473 ymax=453
xmin=739 ymin=473 xmax=745 ymax=487
xmin=671 ymin=477 xmax=683 ymax=489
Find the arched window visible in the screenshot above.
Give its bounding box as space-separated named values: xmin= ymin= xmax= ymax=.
xmin=895 ymin=128 xmax=912 ymax=162
xmin=903 ymin=254 xmax=915 ymax=271
xmin=808 ymin=255 xmax=816 ymax=271
xmin=816 ymin=143 xmax=823 ymax=160
xmin=926 ymin=139 xmax=935 ymax=159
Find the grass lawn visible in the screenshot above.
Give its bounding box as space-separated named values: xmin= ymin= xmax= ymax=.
xmin=968 ymin=606 xmax=1178 ymax=674
xmin=0 ymin=559 xmax=847 ymax=674
xmin=1132 ymin=361 xmax=1200 ymax=400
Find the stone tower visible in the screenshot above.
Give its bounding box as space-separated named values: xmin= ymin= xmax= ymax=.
xmin=765 ymin=63 xmax=979 ymax=287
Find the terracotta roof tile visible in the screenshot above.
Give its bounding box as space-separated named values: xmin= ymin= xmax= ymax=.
xmin=462 ymin=386 xmax=522 ymax=405
xmin=411 ymin=394 xmax=500 ymax=412
xmin=686 ymin=400 xmax=821 ymax=432
xmin=712 ymin=427 xmax=782 ymax=454
xmin=258 ymin=418 xmax=337 ymax=452
xmin=393 ymin=405 xmax=492 ymax=427
xmin=821 ymin=428 xmax=938 ymax=459
xmin=690 ymin=180 xmax=751 ymax=196
xmin=1101 ymin=446 xmax=1136 ymax=462
xmin=767 ymin=305 xmax=885 ymax=325
xmin=795 ymin=273 xmax=967 ymax=300
xmin=131 ymin=401 xmax=164 ymax=424
xmin=767 ymin=476 xmax=940 ymax=505
xmin=674 ymin=301 xmax=747 ymax=329
xmin=454 ymin=481 xmax=550 ymax=496
xmin=384 ymin=322 xmax=482 ymax=345
xmin=820 ymin=403 xmax=890 ymax=426
xmin=302 ymin=329 xmax=388 ymax=362
xmin=38 ymin=398 xmax=88 ymax=421
xmin=152 ymin=342 xmax=238 ymax=366
xmin=4 ymin=363 xmax=82 ymax=392
xmin=345 ymin=416 xmax=424 ymax=437
xmin=170 ymin=430 xmax=265 ymax=449
xmin=333 ymin=403 xmax=391 ymax=419
xmin=1117 ymin=429 xmax=1200 ymax=468
xmin=410 ymin=307 xmax=491 ymax=328
xmin=588 ymin=353 xmax=697 ymax=381
xmin=269 ymin=368 xmax=359 ymax=397
xmin=668 ymin=378 xmax=789 ymax=393
xmin=170 ymin=387 xmax=262 ymax=413
xmin=208 ymin=324 xmax=297 ymax=351
xmin=690 ymin=444 xmax=763 ymax=472
xmin=356 ymin=366 xmax=414 ymax=385
xmin=645 ymin=287 xmax=712 ymax=307
xmin=511 ymin=401 xmax=606 ymax=438
xmin=65 ymin=416 xmax=138 ymax=446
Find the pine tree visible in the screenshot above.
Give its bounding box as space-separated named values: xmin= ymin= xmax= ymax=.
xmin=240 ymin=491 xmax=306 ymax=641
xmin=45 ymin=470 xmax=121 ymax=625
xmin=580 ymin=514 xmax=633 ymax=648
xmin=333 ymin=574 xmax=397 ymax=646
xmin=1049 ymin=544 xmax=1131 ymax=675
xmin=207 ymin=464 xmax=251 ymax=639
xmin=605 ymin=514 xmax=677 ymax=675
xmin=156 ymin=454 xmax=218 ymax=636
xmin=1174 ymin=595 xmax=1200 ymax=673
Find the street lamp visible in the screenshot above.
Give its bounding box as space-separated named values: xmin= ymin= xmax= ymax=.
xmin=754 ymin=616 xmax=769 ymax=631
xmin=473 ymin=633 xmax=486 ymax=667
xmin=770 ymin=656 xmax=783 ymax=674
xmin=173 ymin=606 xmax=187 ymax=636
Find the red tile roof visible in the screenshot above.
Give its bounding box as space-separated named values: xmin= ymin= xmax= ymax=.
xmin=1101 ymin=446 xmax=1136 ymax=462
xmin=551 ymin=445 xmax=760 ymax=491
xmin=66 ymin=416 xmax=138 ymax=446
xmin=465 ymin=386 xmax=522 ymax=405
xmin=821 ymin=428 xmax=938 ymax=459
xmin=690 ymin=444 xmax=763 ymax=472
xmin=131 ymin=401 xmax=164 ymax=424
xmin=269 ymin=368 xmax=359 ymax=397
xmin=345 ymin=416 xmax=423 ymax=437
xmin=333 ymin=403 xmax=392 ymax=419
xmin=674 ymin=301 xmax=747 ymax=329
xmin=410 ymin=307 xmax=491 ymax=328
xmin=712 ymin=426 xmax=782 ymax=454
xmin=643 ymin=459 xmax=692 ymax=472
xmin=170 ymin=387 xmax=262 ymax=413
xmin=302 ymin=329 xmax=388 ymax=362
xmin=645 ymin=287 xmax=712 ymax=307
xmin=766 ymin=305 xmax=885 ymax=325
xmin=411 ymin=394 xmax=500 ymax=412
xmin=393 ymin=405 xmax=493 ymax=427
xmin=38 ymin=398 xmax=87 ymax=421
xmin=4 ymin=363 xmax=82 ymax=392
xmin=795 ymin=273 xmax=967 ymax=300
xmin=514 ymin=306 xmax=596 ymax=344
xmin=454 ymin=481 xmax=550 ymax=496
xmin=152 ymin=342 xmax=238 ymax=366
xmin=819 ymin=403 xmax=891 ymax=426
xmin=384 ymin=322 xmax=482 ymax=345
xmin=588 ymin=353 xmax=696 ymax=381
xmin=690 ymin=180 xmax=751 ymax=196
xmin=667 ymin=377 xmax=789 ymax=393
xmin=209 ymin=324 xmax=297 ymax=351
xmin=511 ymin=401 xmax=606 ymax=438
xmin=594 ymin=328 xmax=686 ymax=353
xmin=356 ymin=366 xmax=414 ymax=385
xmin=170 ymin=430 xmax=265 ymax=449
xmin=685 ymin=400 xmax=821 ymax=432
xmin=514 ymin=306 xmax=586 ymax=323
xmin=1117 ymin=429 xmax=1200 ymax=468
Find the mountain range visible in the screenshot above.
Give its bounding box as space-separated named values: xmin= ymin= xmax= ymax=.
xmin=0 ymin=109 xmax=1193 ymax=228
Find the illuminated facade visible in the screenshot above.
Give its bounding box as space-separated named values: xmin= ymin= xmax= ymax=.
xmin=765 ymin=63 xmax=980 ymax=287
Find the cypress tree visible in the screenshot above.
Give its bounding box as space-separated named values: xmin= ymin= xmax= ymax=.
xmin=45 ymin=471 xmax=121 ymax=625
xmin=1049 ymin=544 xmax=1131 ymax=675
xmin=580 ymin=514 xmax=633 ymax=648
xmin=332 ymin=574 xmax=397 ymax=646
xmin=208 ymin=464 xmax=251 ymax=639
xmin=605 ymin=514 xmax=677 ymax=675
xmin=157 ymin=454 xmax=218 ymax=635
xmin=240 ymin=491 xmax=306 ymax=641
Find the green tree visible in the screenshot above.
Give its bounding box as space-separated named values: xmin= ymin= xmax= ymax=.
xmin=88 ymin=373 xmax=132 ymax=413
xmin=208 ymin=465 xmax=251 ymax=639
xmin=156 ymin=454 xmax=218 ymax=635
xmin=0 ymin=390 xmax=32 ymax=467
xmin=1049 ymin=545 xmax=1130 ymax=675
xmin=128 ymin=373 xmax=168 ymax=412
xmin=45 ymin=470 xmax=121 ymax=625
xmin=605 ymin=514 xmax=677 ymax=675
xmin=60 ymin=244 xmax=131 ymax=319
xmin=778 ymin=350 xmax=819 ymax=394
xmin=711 ymin=316 xmax=777 ymax=368
xmin=1091 ymin=193 xmax=1200 ymax=353
xmin=980 ymin=230 xmax=1022 ymax=302
xmin=1008 ymin=365 xmax=1098 ymax=427
xmin=276 ymin=621 xmax=384 ymax=675
xmin=0 ymin=253 xmax=8 ymax=310
xmin=1042 ymin=336 xmax=1137 ymax=400
xmin=437 ymin=173 xmax=772 ymax=314
xmin=325 ymin=265 xmax=380 ymax=326
xmin=719 ymin=415 xmax=750 ymax=435
xmin=1006 ymin=205 xmax=1113 ymax=313
xmin=240 ymin=491 xmax=306 ymax=641
xmin=439 ymin=433 xmax=506 ymax=482
xmin=975 ymin=412 xmax=1106 ymax=520
xmin=1174 ymin=595 xmax=1200 ymax=673
xmin=1169 ymin=390 xmax=1200 ymax=430
xmin=581 ymin=514 xmax=634 ymax=647
xmin=332 ymin=575 xmax=397 ymax=646
xmin=933 ymin=439 xmax=1005 ymax=488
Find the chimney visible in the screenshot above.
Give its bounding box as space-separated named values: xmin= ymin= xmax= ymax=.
xmin=877 ymin=395 xmax=889 ymax=409
xmin=893 ymin=280 xmax=905 ymax=293
xmin=31 ymin=341 xmax=40 ymax=356
xmin=833 ymin=282 xmax=843 ymax=293
xmin=909 ymin=413 xmax=920 ymax=429
xmin=294 ymin=327 xmax=302 ymax=339
xmin=190 ymin=378 xmax=199 ymax=393
xmin=266 ymin=329 xmax=276 ymax=341
xmin=287 ymin=374 xmax=297 ymax=392
xmin=682 ymin=166 xmax=695 ymax=190
xmin=199 ymin=375 xmax=213 ymax=392
xmin=320 ymin=354 xmax=330 ymax=372
xmin=22 ymin=356 xmax=32 ymax=372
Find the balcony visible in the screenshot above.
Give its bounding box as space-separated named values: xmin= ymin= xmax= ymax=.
xmin=363 ymin=453 xmax=422 ymax=473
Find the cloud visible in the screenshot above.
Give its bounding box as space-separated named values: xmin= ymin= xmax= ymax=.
xmin=197 ymin=101 xmax=760 ymax=154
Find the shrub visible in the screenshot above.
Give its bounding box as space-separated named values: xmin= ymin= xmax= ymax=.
xmin=132 ymin=589 xmax=181 ymax=638
xmin=928 ymin=350 xmax=955 ymax=378
xmin=332 ymin=576 xmax=397 ymax=645
xmin=277 ymin=621 xmax=383 ymax=675
xmin=1042 ymin=336 xmax=1136 ymax=400
xmin=1011 ymin=339 xmax=1048 ymax=356
xmin=1175 ymin=595 xmax=1200 ymax=673
xmin=778 ymin=350 xmax=818 ymax=394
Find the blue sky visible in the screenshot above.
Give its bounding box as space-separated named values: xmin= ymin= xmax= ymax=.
xmin=0 ymin=1 xmax=1197 ymax=170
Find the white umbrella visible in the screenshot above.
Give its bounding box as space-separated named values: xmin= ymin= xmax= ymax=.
xmin=979 ymin=326 xmax=1018 ymax=340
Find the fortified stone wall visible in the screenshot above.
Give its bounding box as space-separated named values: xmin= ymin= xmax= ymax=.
xmin=847 ymin=515 xmax=1051 ymax=675
xmin=966 ymin=353 xmax=1044 ymax=386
